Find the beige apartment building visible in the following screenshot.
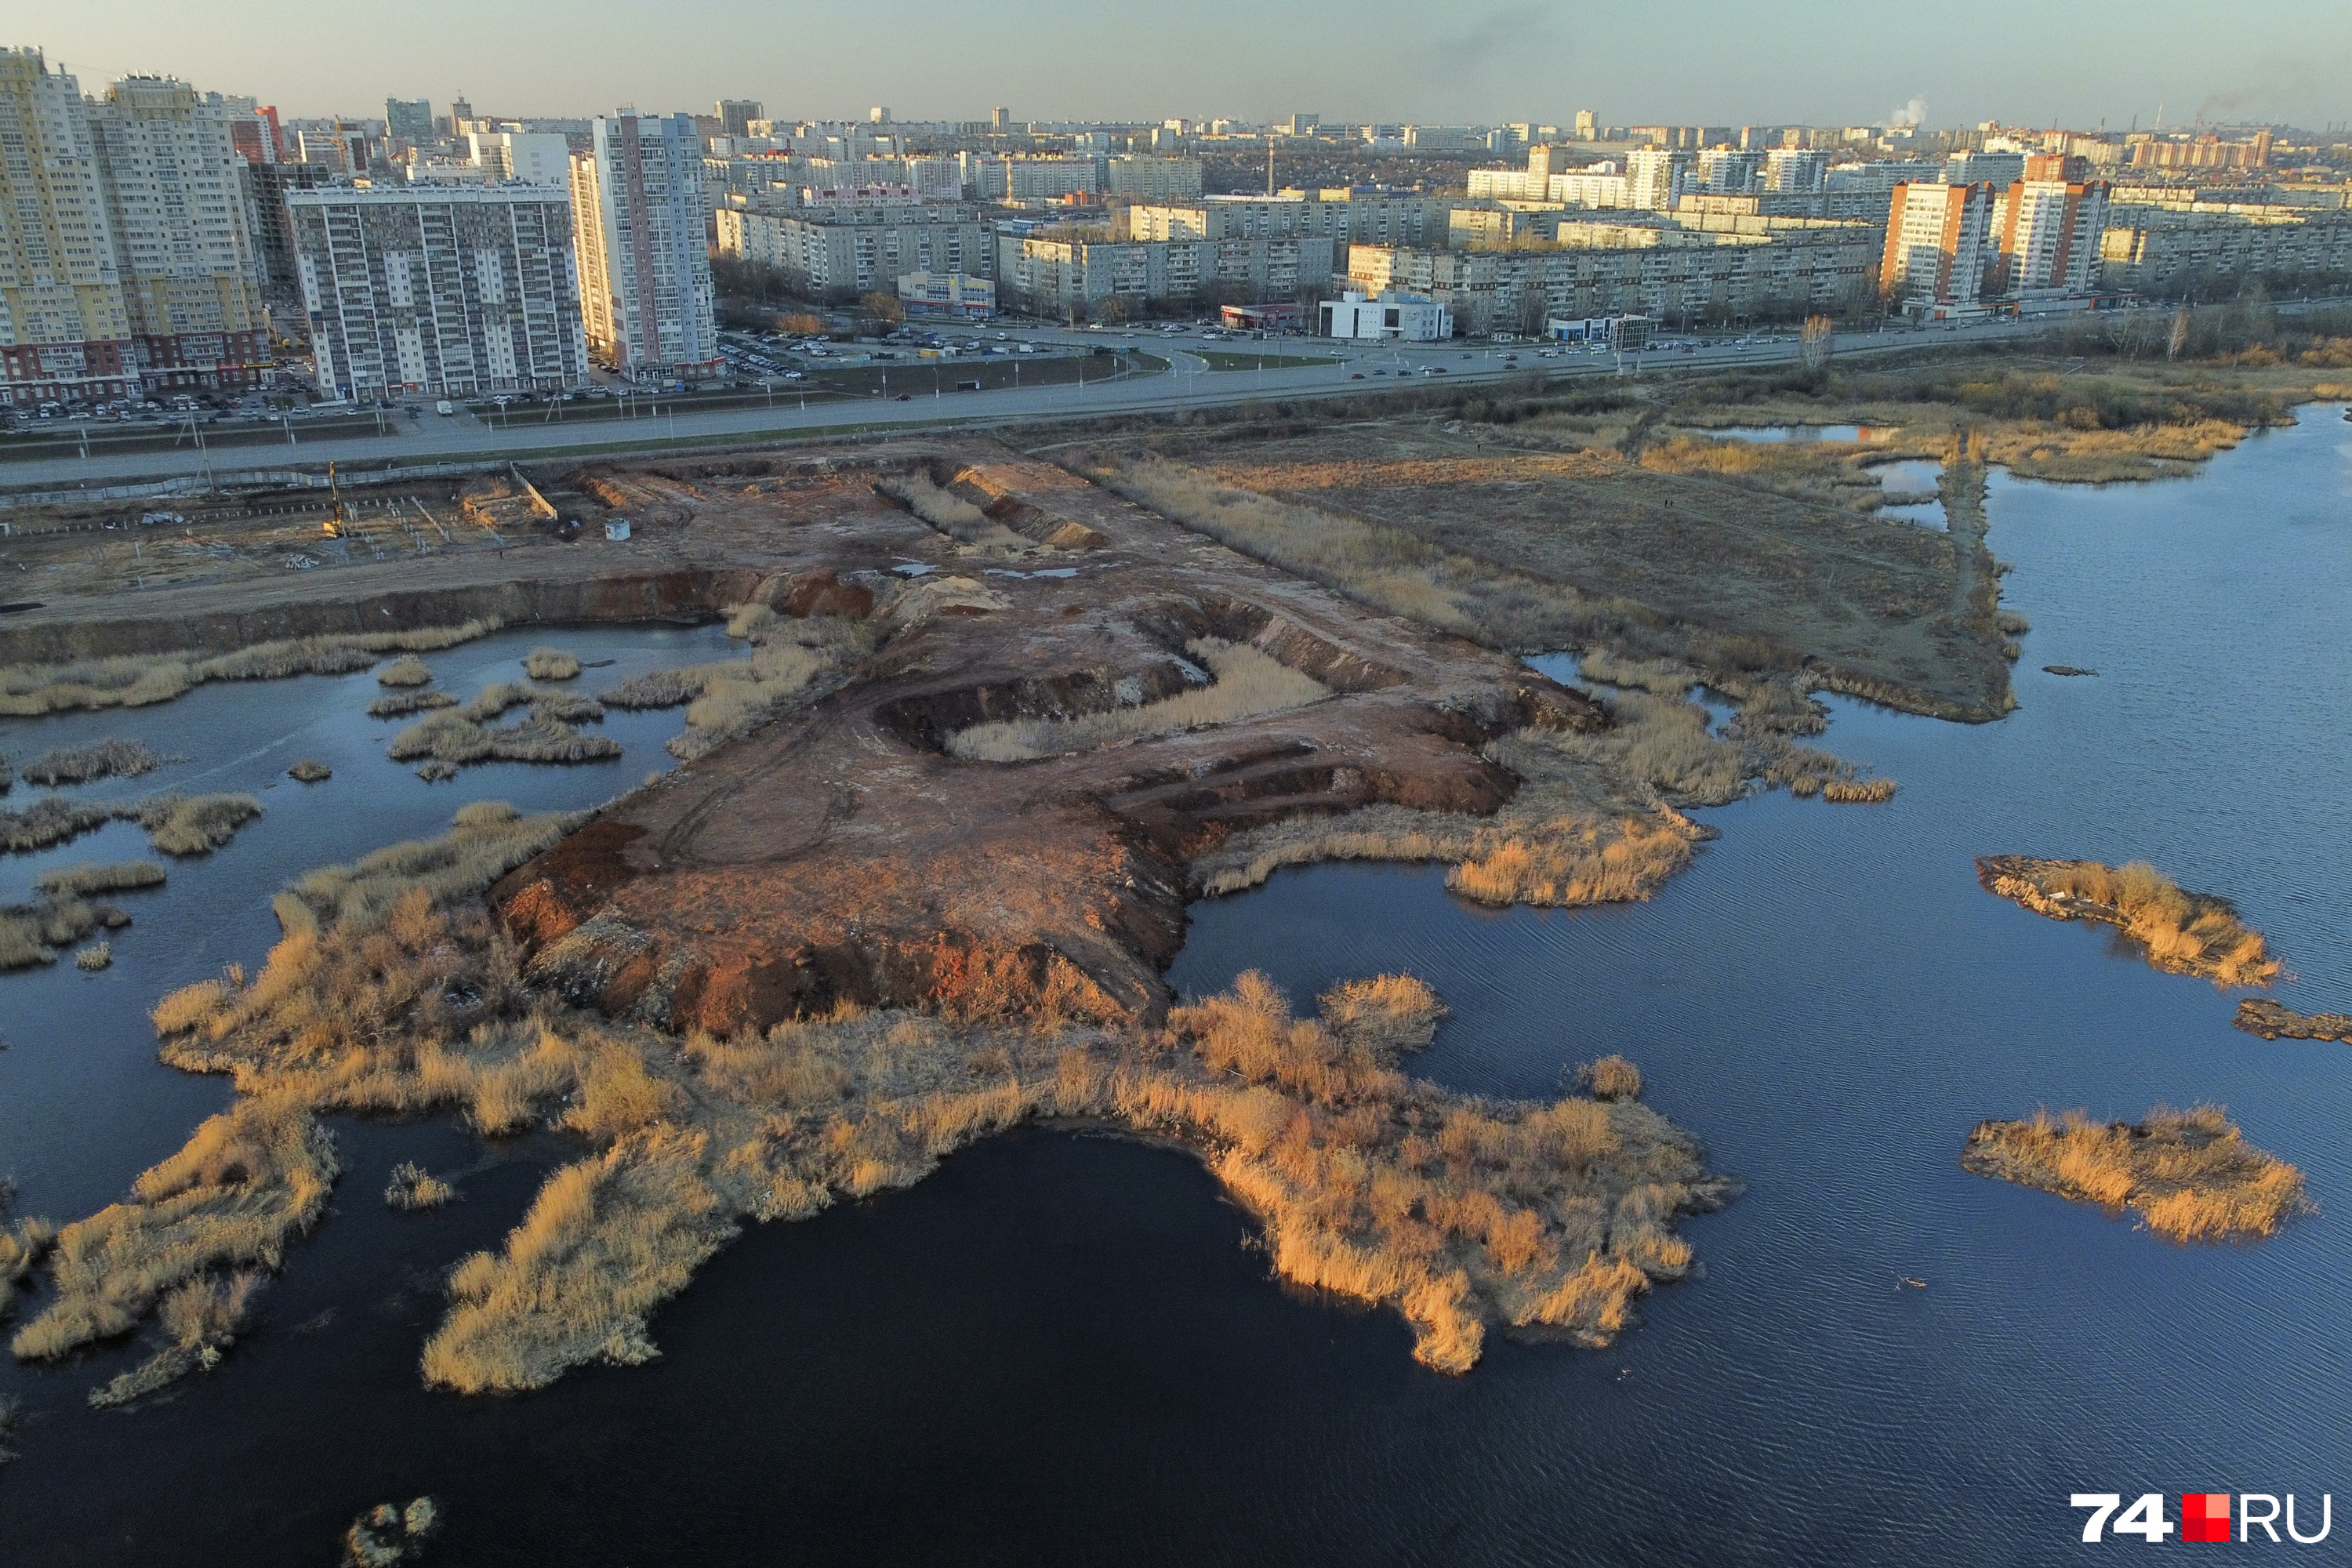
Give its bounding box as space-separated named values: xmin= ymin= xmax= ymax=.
xmin=1002 ymin=231 xmax=1330 ymax=319
xmin=86 ymin=74 xmax=269 ymax=391
xmin=0 ymin=48 xmax=134 ymax=402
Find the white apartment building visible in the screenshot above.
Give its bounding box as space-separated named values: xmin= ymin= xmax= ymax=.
xmin=1627 ymin=147 xmax=1690 ymax=211
xmin=1551 ymin=171 xmax=1630 ymax=209
xmin=1879 ymin=181 xmax=1996 ymax=306
xmin=1765 ymin=150 xmax=1831 ymax=193
xmin=468 ymin=131 xmax=571 ymax=185
xmin=1003 ymin=233 xmax=1330 ymax=318
xmin=0 ymin=49 xmax=135 ymax=402
xmin=1319 ymin=289 xmax=1450 ymax=340
xmin=572 ymin=111 xmax=718 ymax=380
xmin=287 ymin=185 xmax=588 ymax=401
xmin=1105 ymin=156 xmax=1203 ymax=201
xmin=1696 ymin=149 xmax=1762 ymax=194
xmin=717 ymin=204 xmax=995 ymax=299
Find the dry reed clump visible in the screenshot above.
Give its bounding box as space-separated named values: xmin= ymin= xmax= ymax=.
xmin=601 ymin=667 xmax=706 ymax=710
xmin=20 ymin=739 xmax=161 ymax=787
xmin=0 ymin=795 xmax=115 ymax=853
xmin=376 ymin=656 xmax=432 ymax=688
xmin=368 ymin=689 xmax=456 ymax=719
xmin=1152 ymin=971 xmax=1722 ymax=1368
xmin=421 ymin=1127 xmax=735 ymax=1392
xmin=385 ymin=1162 xmax=459 ymax=1210
xmin=2 ymin=1189 xmax=56 ymax=1324
xmin=36 ymin=860 xmax=165 ymax=897
xmin=1979 ymin=856 xmax=2282 ymax=987
xmin=0 ymin=620 xmax=502 ymax=717
xmin=134 ymin=793 xmax=264 ymax=856
xmin=875 ymin=474 xmax=1026 ymax=550
xmin=10 ymin=1090 xmax=332 ymax=1370
xmin=74 ymin=942 xmax=112 ymax=971
xmin=1584 ymin=1055 xmax=1642 ymax=1100
xmin=87 ymin=1268 xmax=265 ymax=1408
xmin=344 ymin=1497 xmax=439 ymax=1567
xmin=1962 ymin=1105 xmax=2310 ymax=1243
xmin=522 ymin=648 xmax=582 ymax=681
xmin=660 ymin=608 xmax=868 ymax=763
xmin=947 ymin=640 xmax=1330 ymax=761
xmin=289 ymin=759 xmax=332 ymax=784
xmin=274 ymin=800 xmax=566 ymax=934
xmin=0 ymin=893 xmax=130 ymax=970
xmin=388 ymin=686 xmax=619 ymax=771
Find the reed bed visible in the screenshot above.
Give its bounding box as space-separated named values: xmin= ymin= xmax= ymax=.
xmin=375 ymin=656 xmax=432 ymax=688
xmin=1980 ymin=856 xmax=2281 ymax=986
xmin=385 ymin=1162 xmax=459 ymax=1210
xmin=948 ymin=641 xmax=1330 ymax=760
xmin=0 ymin=894 xmax=129 ymax=970
xmin=522 ymin=648 xmax=582 ymax=681
xmin=74 ymin=942 xmax=111 ymax=971
xmin=289 ymin=760 xmax=333 ymax=783
xmin=0 ymin=620 xmax=500 ymax=717
xmin=36 ymin=860 xmax=165 ymax=897
xmin=1963 ymin=1105 xmax=2309 ymax=1242
xmin=367 ymin=690 xmax=456 ymax=719
xmin=20 ymin=739 xmax=161 ymax=787
xmin=135 ymin=793 xmax=264 ymax=857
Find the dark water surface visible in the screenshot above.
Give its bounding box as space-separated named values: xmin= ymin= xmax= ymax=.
xmin=3 ymin=414 xmax=2350 ymax=1564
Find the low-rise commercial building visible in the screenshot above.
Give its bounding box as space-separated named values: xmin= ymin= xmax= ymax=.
xmin=1320 ymin=289 xmax=1450 ymax=340
xmin=717 ymin=204 xmax=996 ymax=300
xmin=896 ymin=270 xmax=995 ymax=318
xmin=287 ymin=184 xmax=587 ymax=401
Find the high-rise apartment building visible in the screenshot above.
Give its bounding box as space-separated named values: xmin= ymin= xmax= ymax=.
xmin=385 ymin=97 xmax=434 ymax=147
xmin=1627 ymin=147 xmax=1690 ymax=210
xmin=1696 ymin=148 xmax=1762 ymax=194
xmin=86 ymin=75 xmax=270 ymax=391
xmin=0 ymin=49 xmax=134 ymax=404
xmin=991 ymin=107 xmax=1011 ymax=132
xmin=288 ymin=185 xmax=587 ymax=401
xmin=1765 ymin=149 xmax=1830 ymax=194
xmin=1995 ymin=156 xmax=2109 ymax=295
xmin=1573 ymin=110 xmax=1596 ymax=141
xmin=717 ymin=100 xmax=762 ymax=140
xmin=1880 ymin=180 xmax=1995 ymax=307
xmin=570 ymin=112 xmax=717 ymax=380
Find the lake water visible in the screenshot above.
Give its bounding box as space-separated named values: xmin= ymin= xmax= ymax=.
xmin=2 ymin=413 xmax=2349 ymax=1564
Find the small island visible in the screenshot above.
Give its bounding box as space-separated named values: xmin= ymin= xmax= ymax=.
xmin=2234 ymin=1000 xmax=2352 ymax=1044
xmin=1962 ymin=1105 xmax=2309 ymax=1242
xmin=1976 ymin=855 xmax=2281 ymax=986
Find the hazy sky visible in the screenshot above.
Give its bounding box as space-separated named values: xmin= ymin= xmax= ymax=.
xmin=26 ymin=0 xmax=2352 ymax=129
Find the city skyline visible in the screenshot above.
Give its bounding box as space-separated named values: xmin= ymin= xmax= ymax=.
xmin=24 ymin=0 xmax=2352 ymax=130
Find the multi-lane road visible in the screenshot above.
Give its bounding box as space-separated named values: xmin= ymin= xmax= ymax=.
xmin=0 ymin=314 xmax=2071 ymax=494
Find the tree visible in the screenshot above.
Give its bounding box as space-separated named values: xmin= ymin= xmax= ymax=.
xmin=861 ymin=291 xmax=905 ymax=325
xmin=1798 ymin=314 xmax=1833 ymax=370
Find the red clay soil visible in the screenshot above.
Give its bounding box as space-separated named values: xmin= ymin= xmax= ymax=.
xmin=492 ymin=437 xmax=1601 ymax=1036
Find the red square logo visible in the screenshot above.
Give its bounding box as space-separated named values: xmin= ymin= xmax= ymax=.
xmin=2183 ymin=1493 xmax=2231 ymax=1544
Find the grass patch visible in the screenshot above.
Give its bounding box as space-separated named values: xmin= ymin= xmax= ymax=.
xmin=947 ymin=639 xmax=1329 ymax=760
xmin=1979 ymin=855 xmax=2281 ymax=986
xmin=386 ymin=1162 xmax=459 ymax=1210
xmin=1963 ymin=1105 xmax=2309 ymax=1242
xmin=74 ymin=942 xmax=112 ymax=971
xmin=0 ymin=620 xmax=500 ymax=717
xmin=368 ymin=690 xmax=456 ymax=719
xmin=274 ymin=800 xmax=567 ymax=934
xmin=0 ymin=893 xmax=129 ymax=970
xmin=136 ymin=793 xmax=263 ymax=857
xmin=36 ymin=860 xmax=165 ymax=897
xmin=523 ymin=648 xmax=582 ymax=681
xmin=20 ymin=739 xmax=161 ymax=787
xmin=289 ymin=759 xmax=332 ymax=783
xmin=376 ymin=656 xmax=432 ymax=688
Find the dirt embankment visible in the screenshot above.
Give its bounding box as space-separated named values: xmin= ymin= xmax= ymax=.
xmin=492 ymin=445 xmax=1594 ymax=1037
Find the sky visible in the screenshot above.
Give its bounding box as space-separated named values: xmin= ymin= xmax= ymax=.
xmin=24 ymin=0 xmax=2352 ymax=131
